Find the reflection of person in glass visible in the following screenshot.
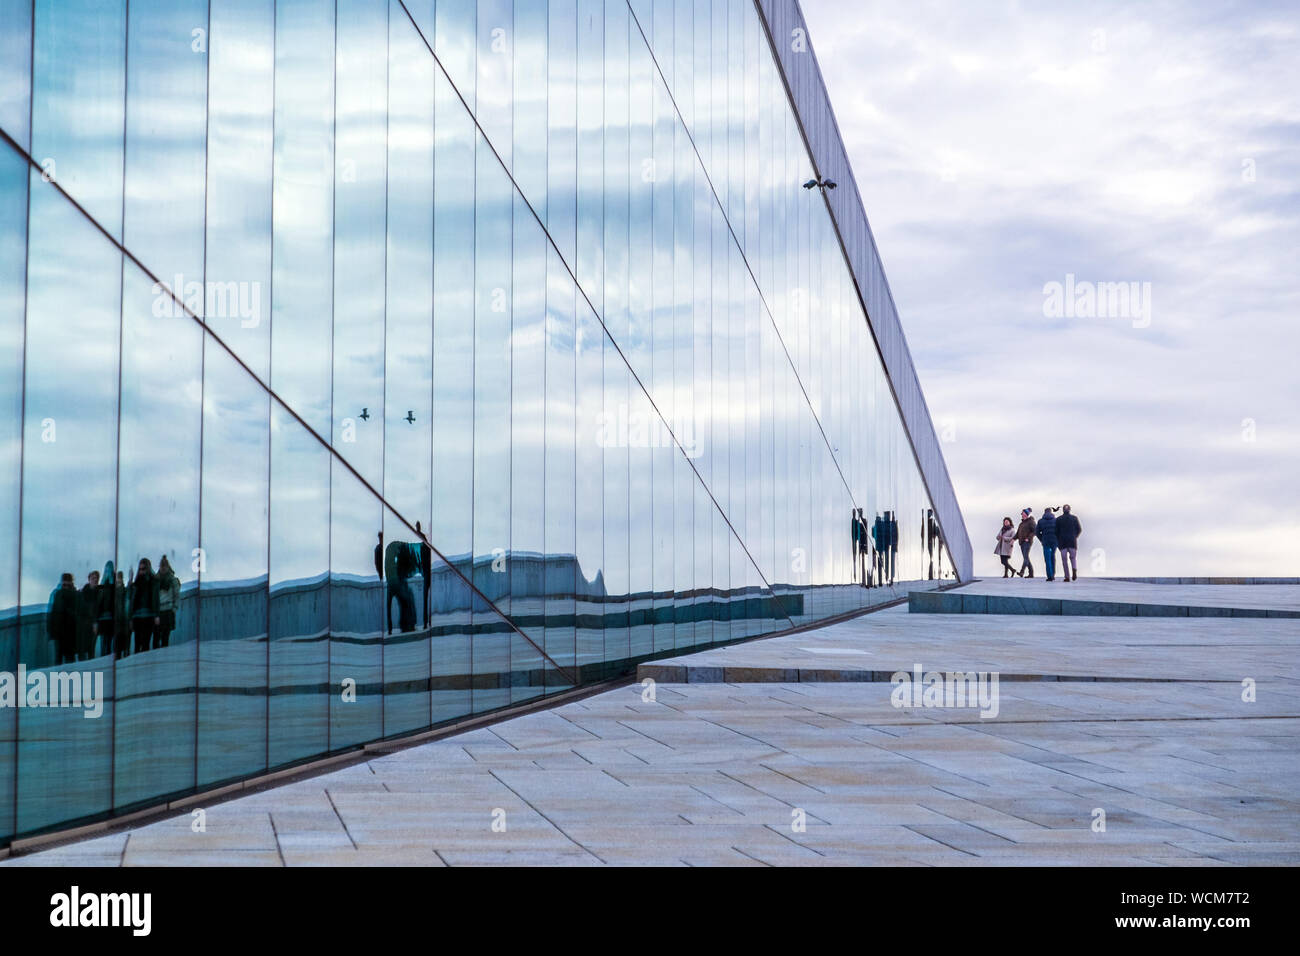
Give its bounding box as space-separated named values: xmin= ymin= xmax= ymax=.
xmin=384 ymin=539 xmax=423 ymax=634
xmin=128 ymin=557 xmax=160 ymax=655
xmin=155 ymin=555 xmax=180 ymax=648
xmin=872 ymin=513 xmax=885 ymax=586
xmin=926 ymin=509 xmax=941 ymax=580
xmin=47 ymin=572 xmax=79 ymax=665
xmin=889 ymin=511 xmax=899 ymax=584
xmin=872 ymin=512 xmax=898 ymax=585
xmin=114 ymin=569 xmax=128 ymax=656
xmin=76 ymin=569 xmax=100 ymax=660
xmin=850 ymin=509 xmax=866 ymax=586
xmin=96 ymin=561 xmax=123 ymax=659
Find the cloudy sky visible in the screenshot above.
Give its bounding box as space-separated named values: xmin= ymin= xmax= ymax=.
xmin=800 ymin=0 xmax=1300 ymax=577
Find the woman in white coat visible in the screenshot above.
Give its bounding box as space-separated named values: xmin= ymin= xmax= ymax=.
xmin=995 ymin=517 xmax=1019 ymax=577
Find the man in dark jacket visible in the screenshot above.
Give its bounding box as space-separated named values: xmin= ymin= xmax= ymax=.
xmin=888 ymin=512 xmax=899 ymax=584
xmin=1056 ymin=504 xmax=1082 ymax=581
xmin=76 ymin=570 xmax=100 ymax=660
xmin=47 ymin=573 xmax=79 ymax=665
xmin=872 ymin=513 xmax=886 ymax=585
xmin=1014 ymin=508 xmax=1036 ymax=578
xmin=850 ymin=510 xmax=865 ymax=586
xmin=1034 ymin=507 xmax=1059 ymax=581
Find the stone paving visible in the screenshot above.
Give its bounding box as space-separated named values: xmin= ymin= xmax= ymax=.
xmin=4 ymin=583 xmax=1298 ymax=866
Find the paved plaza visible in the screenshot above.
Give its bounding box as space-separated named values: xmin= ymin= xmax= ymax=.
xmin=5 ymin=580 xmax=1297 ymax=866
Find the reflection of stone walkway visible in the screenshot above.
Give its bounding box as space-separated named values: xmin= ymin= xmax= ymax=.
xmin=6 ymin=583 xmax=1299 ymax=866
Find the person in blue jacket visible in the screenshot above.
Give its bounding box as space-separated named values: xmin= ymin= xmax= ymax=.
xmin=1055 ymin=505 xmax=1082 ymax=582
xmin=1034 ymin=507 xmax=1059 ymax=581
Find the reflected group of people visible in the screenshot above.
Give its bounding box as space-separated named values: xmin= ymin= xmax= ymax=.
xmin=850 ymin=509 xmax=900 ymax=588
xmin=45 ymin=556 xmax=181 ymax=664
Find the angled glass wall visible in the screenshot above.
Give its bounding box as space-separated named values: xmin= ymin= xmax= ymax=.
xmin=0 ymin=0 xmax=961 ymax=846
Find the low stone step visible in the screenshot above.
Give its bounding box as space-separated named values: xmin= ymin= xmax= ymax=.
xmin=635 ymin=661 xmax=1233 ymax=685
xmin=908 ymin=590 xmax=1300 ymax=618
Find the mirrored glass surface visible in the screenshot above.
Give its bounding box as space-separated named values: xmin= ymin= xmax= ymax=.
xmin=0 ymin=0 xmax=968 ymax=844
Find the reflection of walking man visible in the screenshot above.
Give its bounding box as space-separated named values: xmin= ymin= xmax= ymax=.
xmin=76 ymin=570 xmax=99 ymax=660
xmin=850 ymin=509 xmax=867 ymax=586
xmin=887 ymin=511 xmax=899 ymax=585
xmin=926 ymin=509 xmax=940 ymax=580
xmin=871 ymin=513 xmax=885 ymax=586
xmin=384 ymin=540 xmax=421 ymax=633
xmin=47 ymin=573 xmax=78 ymax=665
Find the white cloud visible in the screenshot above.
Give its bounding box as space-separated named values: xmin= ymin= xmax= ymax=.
xmin=802 ymin=0 xmax=1300 ymax=576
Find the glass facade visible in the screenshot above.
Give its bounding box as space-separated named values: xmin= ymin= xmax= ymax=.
xmin=0 ymin=0 xmax=959 ymax=845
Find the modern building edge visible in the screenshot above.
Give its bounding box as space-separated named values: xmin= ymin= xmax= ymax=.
xmin=0 ymin=0 xmax=969 ymax=847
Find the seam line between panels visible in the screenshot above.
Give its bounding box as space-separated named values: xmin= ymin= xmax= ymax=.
xmin=375 ymin=0 xmax=387 ymax=744
xmin=195 ymin=0 xmax=211 ymax=795
xmin=327 ymin=0 xmax=342 ymax=756
xmin=108 ymin=0 xmax=132 ymax=814
xmin=263 ymin=0 xmax=278 ymax=783
xmin=468 ymin=0 xmax=479 ymax=709
xmin=8 ymin=0 xmax=36 ymax=842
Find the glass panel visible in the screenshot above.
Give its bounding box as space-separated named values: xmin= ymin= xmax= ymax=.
xmin=510 ymin=187 xmax=546 ymax=704
xmin=543 ymin=0 xmax=577 ymax=692
xmin=431 ymin=61 xmax=474 ymax=724
xmin=383 ymin=1 xmax=434 ymax=735
xmin=196 ymin=342 xmax=269 ymax=788
xmin=17 ymin=174 xmax=119 ymax=834
xmin=627 ymin=16 xmax=654 ymax=662
xmin=574 ymin=0 xmax=604 ymax=679
xmin=471 ymin=129 xmax=512 ymax=714
xmin=648 ymin=30 xmax=676 ymax=655
xmin=671 ymin=32 xmax=694 ymax=649
xmin=30 ymin=0 xmax=126 ymax=236
xmin=602 ymin=0 xmax=630 ymax=668
xmin=0 ymin=142 xmax=25 ymax=843
xmin=113 ymin=263 xmax=203 ymax=808
xmin=266 ymin=0 xmax=335 ymax=769
xmin=0 ymin=0 xmax=33 ymax=149
xmin=205 ymin=0 xmax=273 ymax=377
xmin=475 ymin=0 xmax=511 ymax=167
xmin=327 ymin=458 xmax=382 ymax=751
xmin=543 ymin=244 xmax=576 ymax=692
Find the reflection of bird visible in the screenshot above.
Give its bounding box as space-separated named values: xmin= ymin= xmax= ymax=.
xmin=359 ymin=407 xmax=369 ymax=421
xmin=405 ymin=410 xmax=415 ymax=424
